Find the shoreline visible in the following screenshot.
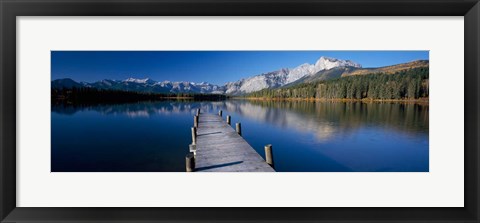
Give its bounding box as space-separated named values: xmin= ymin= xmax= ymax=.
xmin=53 ymin=96 xmax=429 ymax=105
xmin=233 ymin=97 xmax=429 ymax=104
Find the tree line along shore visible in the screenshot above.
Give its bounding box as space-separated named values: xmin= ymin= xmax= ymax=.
xmin=52 ymin=67 xmax=428 ymax=104
xmin=246 ymin=67 xmax=428 ymax=101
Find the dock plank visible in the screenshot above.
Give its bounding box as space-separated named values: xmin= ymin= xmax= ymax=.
xmin=194 ymin=113 xmax=275 ymax=172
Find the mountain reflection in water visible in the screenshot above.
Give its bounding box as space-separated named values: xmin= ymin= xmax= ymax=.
xmin=52 ymin=100 xmax=428 ymax=172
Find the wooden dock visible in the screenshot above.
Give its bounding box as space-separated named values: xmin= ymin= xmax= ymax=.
xmin=189 ymin=112 xmax=275 ymax=172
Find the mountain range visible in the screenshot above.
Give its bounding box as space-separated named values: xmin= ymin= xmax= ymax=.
xmin=52 ymin=56 xmax=428 ymax=95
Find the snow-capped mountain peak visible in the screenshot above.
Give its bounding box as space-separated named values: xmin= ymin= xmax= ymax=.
xmin=124 ymin=77 xmax=155 ymax=84
xmin=224 ymin=56 xmax=362 ymax=94
xmin=287 ymin=63 xmax=316 ymax=83
xmin=53 ymin=56 xmax=362 ymax=95
xmin=314 ymin=56 xmax=362 ymax=72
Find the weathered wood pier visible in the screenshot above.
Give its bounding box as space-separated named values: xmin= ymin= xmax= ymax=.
xmin=186 ymin=109 xmax=275 ymax=172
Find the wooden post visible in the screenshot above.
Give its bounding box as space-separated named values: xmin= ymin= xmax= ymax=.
xmin=218 ymin=110 xmax=222 ymax=117
xmin=236 ymin=123 xmax=242 ymax=136
xmin=186 ymin=152 xmax=195 ymax=172
xmin=191 ymin=127 xmax=197 ymax=145
xmin=189 ymin=143 xmax=196 ymax=156
xmin=194 ymin=115 xmax=199 ymax=128
xmin=196 ymin=108 xmax=200 ymax=116
xmin=226 ymin=115 xmax=231 ymax=125
xmin=265 ymin=144 xmax=274 ymax=168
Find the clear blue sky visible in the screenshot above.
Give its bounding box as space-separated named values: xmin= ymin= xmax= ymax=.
xmin=51 ymin=51 xmax=429 ymax=85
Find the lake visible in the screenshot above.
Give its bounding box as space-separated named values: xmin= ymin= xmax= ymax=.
xmin=51 ymin=100 xmax=429 ymax=172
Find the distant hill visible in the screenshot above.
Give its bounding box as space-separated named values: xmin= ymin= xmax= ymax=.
xmin=341 ymin=60 xmax=429 ymax=77
xmin=51 ymin=78 xmax=84 ymax=89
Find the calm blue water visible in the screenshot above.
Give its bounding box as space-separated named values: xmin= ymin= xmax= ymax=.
xmin=51 ymin=100 xmax=429 ymax=172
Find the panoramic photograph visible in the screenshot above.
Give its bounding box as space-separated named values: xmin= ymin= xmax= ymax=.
xmin=51 ymin=51 xmax=429 ymax=172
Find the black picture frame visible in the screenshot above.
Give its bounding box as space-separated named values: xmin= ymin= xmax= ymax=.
xmin=1 ymin=0 xmax=479 ymax=222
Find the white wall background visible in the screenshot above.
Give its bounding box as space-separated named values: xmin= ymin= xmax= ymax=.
xmin=17 ymin=17 xmax=464 ymax=207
